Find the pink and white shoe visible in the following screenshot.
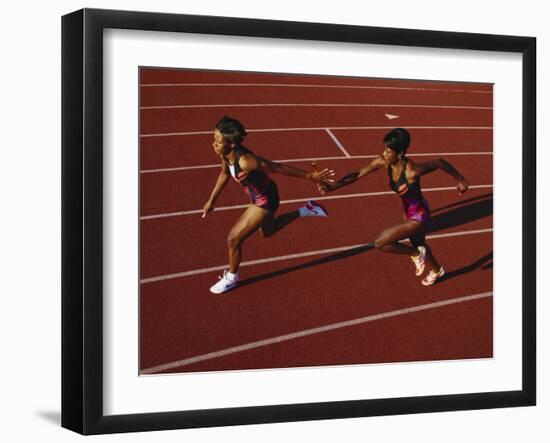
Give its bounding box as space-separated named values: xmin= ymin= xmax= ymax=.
xmin=411 ymin=246 xmax=427 ymax=276
xmin=422 ymin=267 xmax=445 ymax=286
xmin=300 ymin=200 xmax=328 ymax=217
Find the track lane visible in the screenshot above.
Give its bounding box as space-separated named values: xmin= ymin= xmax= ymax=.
xmin=333 ymin=128 xmax=493 ymax=156
xmin=141 ymin=106 xmax=492 ymax=135
xmin=140 ymin=68 xmax=493 ymax=92
xmin=140 ymin=156 xmax=492 ymax=216
xmin=141 ymin=86 xmax=493 ymax=108
xmin=140 ymin=188 xmax=493 ymax=279
xmin=140 ymin=129 xmax=493 ymax=170
xmin=149 ymin=296 xmax=493 ymax=374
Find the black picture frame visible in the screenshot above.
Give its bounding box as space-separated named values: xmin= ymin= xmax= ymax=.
xmin=62 ymin=8 xmax=536 ymax=435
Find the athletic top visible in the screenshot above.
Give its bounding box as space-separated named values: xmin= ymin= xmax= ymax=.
xmin=388 ymin=158 xmax=424 ymax=204
xmin=388 ymin=157 xmax=430 ymax=223
xmin=223 ymin=145 xmax=275 ymax=203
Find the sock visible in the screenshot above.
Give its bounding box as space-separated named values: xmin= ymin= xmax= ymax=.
xmin=227 ymin=271 xmax=238 ymax=281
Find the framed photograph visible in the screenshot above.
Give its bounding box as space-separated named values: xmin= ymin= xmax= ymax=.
xmin=62 ymin=8 xmax=536 ymax=435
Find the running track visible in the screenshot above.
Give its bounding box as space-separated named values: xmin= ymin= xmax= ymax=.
xmin=139 ymin=69 xmax=493 ymax=375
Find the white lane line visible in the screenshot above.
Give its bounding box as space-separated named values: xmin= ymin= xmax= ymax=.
xmin=325 ymin=129 xmax=351 ymax=157
xmin=141 ymin=152 xmax=493 ymax=174
xmin=140 ymin=228 xmax=493 ymax=284
xmin=140 ymin=184 xmax=493 ymax=220
xmin=140 ymin=291 xmax=493 ymax=374
xmin=140 ymin=82 xmax=493 ymax=94
xmin=141 ymin=126 xmax=493 ymax=138
xmin=140 ymin=103 xmax=492 ymax=110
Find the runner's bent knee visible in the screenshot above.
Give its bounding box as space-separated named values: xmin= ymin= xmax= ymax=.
xmin=227 ymin=230 xmax=243 ymax=249
xmin=374 ymin=235 xmax=388 ymax=249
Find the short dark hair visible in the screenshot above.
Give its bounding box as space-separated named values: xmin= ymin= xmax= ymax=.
xmin=383 ymin=128 xmax=411 ymax=154
xmin=215 ymin=116 xmax=247 ymax=144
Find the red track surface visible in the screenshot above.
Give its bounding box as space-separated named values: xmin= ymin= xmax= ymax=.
xmin=139 ymin=68 xmax=493 ymax=375
xmin=141 ymin=129 xmax=492 ymax=170
xmin=141 ymin=106 xmax=491 ymax=134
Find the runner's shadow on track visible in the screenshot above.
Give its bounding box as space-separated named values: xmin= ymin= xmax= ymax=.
xmin=430 ymin=192 xmax=492 ymax=215
xmin=426 ymin=193 xmax=493 ymax=234
xmin=238 ymin=243 xmax=374 ymax=289
xmin=437 ymin=251 xmax=493 ymax=284
xmin=239 ymin=193 xmax=493 ymax=289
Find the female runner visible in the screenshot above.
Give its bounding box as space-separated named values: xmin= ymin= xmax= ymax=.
xmin=319 ymin=127 xmax=469 ymax=286
xmin=204 ymin=116 xmax=334 ymax=294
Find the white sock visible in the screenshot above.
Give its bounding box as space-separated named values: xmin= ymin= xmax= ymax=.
xmin=227 ymin=271 xmax=238 ymax=281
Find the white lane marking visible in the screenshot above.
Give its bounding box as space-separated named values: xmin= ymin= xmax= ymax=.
xmin=325 ymin=129 xmax=350 ymax=157
xmin=140 ymin=126 xmax=493 ymax=138
xmin=141 ymin=152 xmax=493 ymax=174
xmin=140 ymin=291 xmax=493 ymax=374
xmin=140 ymin=82 xmax=492 ymax=94
xmin=385 ymin=113 xmax=400 ymax=120
xmin=140 ymin=228 xmax=493 ymax=284
xmin=140 ymin=184 xmax=493 ymax=220
xmin=141 ymin=103 xmax=492 ymax=110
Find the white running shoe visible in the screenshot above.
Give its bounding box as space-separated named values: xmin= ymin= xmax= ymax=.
xmin=411 ymin=245 xmax=427 ymax=276
xmin=300 ymin=200 xmax=328 ymax=217
xmin=422 ymin=267 xmax=445 ymax=286
xmin=210 ymin=270 xmax=239 ymax=294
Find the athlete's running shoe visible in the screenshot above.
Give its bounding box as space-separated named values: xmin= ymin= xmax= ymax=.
xmin=422 ymin=267 xmax=445 ymax=286
xmin=411 ymin=245 xmax=427 ymax=276
xmin=300 ymin=200 xmax=328 ymax=217
xmin=210 ymin=270 xmax=239 ymax=294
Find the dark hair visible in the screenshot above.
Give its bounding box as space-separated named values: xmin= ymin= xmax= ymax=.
xmin=383 ymin=128 xmax=411 ymax=154
xmin=215 ymin=116 xmax=247 ymax=145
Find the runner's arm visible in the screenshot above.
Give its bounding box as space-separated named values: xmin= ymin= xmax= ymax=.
xmin=410 ymin=158 xmax=469 ymax=194
xmin=325 ymin=155 xmax=386 ymax=192
xmin=244 ymin=155 xmax=335 ymax=183
xmin=203 ymin=159 xmax=230 ymax=217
